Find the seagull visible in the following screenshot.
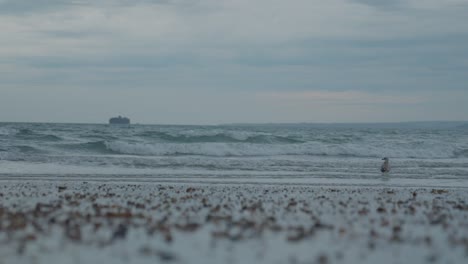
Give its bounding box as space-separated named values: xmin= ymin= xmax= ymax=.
xmin=381 ymin=157 xmax=390 ymax=173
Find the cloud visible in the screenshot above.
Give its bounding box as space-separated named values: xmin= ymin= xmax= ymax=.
xmin=353 ymin=0 xmax=468 ymax=10
xmin=351 ymin=0 xmax=403 ymax=10
xmin=0 ymin=0 xmax=181 ymax=14
xmin=263 ymin=91 xmax=427 ymax=105
xmin=0 ymin=0 xmax=467 ymax=123
xmin=0 ymin=0 xmax=86 ymax=14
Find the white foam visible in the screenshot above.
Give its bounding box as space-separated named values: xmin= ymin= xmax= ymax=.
xmin=176 ymin=129 xmax=263 ymax=141
xmin=104 ymin=140 xmax=464 ymax=159
xmin=0 ymin=127 xmax=16 ymax=136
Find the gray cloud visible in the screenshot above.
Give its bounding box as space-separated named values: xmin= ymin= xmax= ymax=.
xmin=351 ymin=0 xmax=468 ymax=10
xmin=6 ymin=31 xmax=465 ymax=92
xmin=0 ymin=0 xmax=87 ymax=14
xmin=351 ymin=0 xmax=403 ymax=9
xmin=0 ymin=0 xmax=467 ymax=123
xmin=38 ymin=29 xmax=110 ymax=39
xmin=0 ymin=0 xmax=191 ymax=15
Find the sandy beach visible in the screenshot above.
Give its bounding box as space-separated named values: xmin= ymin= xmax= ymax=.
xmin=1 ymin=180 xmax=467 ymax=264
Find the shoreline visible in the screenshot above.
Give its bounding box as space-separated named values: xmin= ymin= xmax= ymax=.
xmin=1 ymin=174 xmax=468 ymax=189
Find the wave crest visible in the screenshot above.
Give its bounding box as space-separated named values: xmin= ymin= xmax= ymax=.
xmin=15 ymin=129 xmax=63 ymax=141
xmin=138 ymin=131 xmax=303 ymax=144
xmin=103 ymin=141 xmax=465 ymax=159
xmin=57 ymin=141 xmax=117 ymax=154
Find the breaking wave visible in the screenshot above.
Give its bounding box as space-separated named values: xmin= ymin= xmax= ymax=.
xmin=137 ymin=131 xmax=303 ymax=144
xmin=103 ymin=141 xmax=466 ymax=159
xmin=14 ymin=129 xmax=63 ymax=141
xmin=57 ymin=141 xmax=117 ymax=154
xmin=15 ymin=145 xmax=43 ymax=153
xmin=454 ymin=148 xmax=468 ymax=158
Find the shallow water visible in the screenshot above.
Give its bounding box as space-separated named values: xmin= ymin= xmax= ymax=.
xmin=1 ymin=122 xmax=467 ymax=187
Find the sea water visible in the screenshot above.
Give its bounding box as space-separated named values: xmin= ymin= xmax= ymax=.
xmin=1 ymin=122 xmax=467 ymax=187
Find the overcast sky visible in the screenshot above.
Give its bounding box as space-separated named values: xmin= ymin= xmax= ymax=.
xmin=0 ymin=0 xmax=467 ymax=124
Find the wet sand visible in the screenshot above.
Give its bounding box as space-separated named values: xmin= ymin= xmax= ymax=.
xmin=1 ymin=180 xmax=467 ymax=264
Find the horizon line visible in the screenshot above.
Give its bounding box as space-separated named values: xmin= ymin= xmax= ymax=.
xmin=0 ymin=120 xmax=467 ymax=126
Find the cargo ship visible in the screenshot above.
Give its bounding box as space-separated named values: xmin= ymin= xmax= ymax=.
xmin=109 ymin=116 xmax=130 ymax=125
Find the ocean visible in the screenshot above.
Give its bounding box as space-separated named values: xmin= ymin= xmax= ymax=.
xmin=1 ymin=122 xmax=467 ymax=187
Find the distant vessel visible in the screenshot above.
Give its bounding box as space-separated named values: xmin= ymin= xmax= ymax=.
xmin=109 ymin=116 xmax=130 ymax=125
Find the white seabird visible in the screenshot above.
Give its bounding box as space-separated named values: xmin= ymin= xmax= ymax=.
xmin=381 ymin=157 xmax=390 ymax=173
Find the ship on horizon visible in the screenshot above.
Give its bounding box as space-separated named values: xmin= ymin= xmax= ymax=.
xmin=109 ymin=116 xmax=130 ymax=125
